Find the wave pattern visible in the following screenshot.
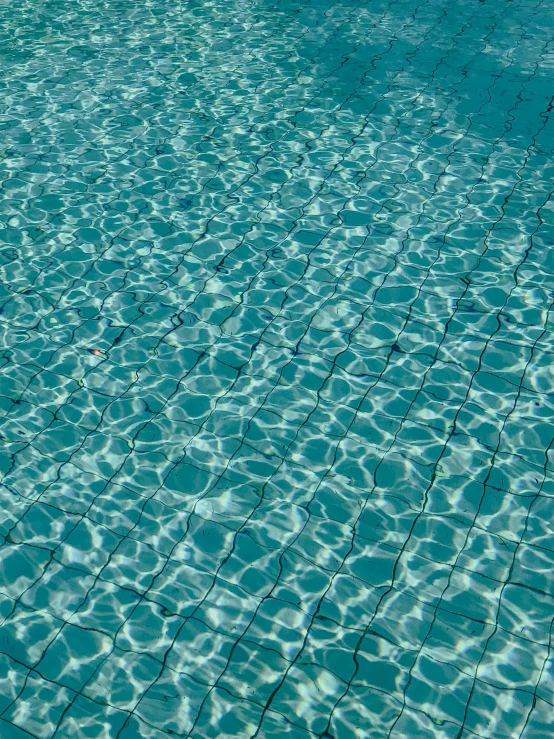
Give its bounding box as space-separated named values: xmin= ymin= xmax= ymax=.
xmin=0 ymin=0 xmax=553 ymax=737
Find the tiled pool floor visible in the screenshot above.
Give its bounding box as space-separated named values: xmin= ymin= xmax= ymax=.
xmin=0 ymin=0 xmax=553 ymax=737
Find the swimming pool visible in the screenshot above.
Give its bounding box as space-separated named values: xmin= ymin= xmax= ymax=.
xmin=0 ymin=0 xmax=553 ymax=737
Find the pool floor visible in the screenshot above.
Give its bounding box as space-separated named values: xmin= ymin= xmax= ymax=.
xmin=0 ymin=0 xmax=553 ymax=737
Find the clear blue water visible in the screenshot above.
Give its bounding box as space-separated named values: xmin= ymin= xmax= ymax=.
xmin=0 ymin=0 xmax=553 ymax=737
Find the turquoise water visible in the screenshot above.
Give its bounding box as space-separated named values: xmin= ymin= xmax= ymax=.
xmin=0 ymin=0 xmax=553 ymax=737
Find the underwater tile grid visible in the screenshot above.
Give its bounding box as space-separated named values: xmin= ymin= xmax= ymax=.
xmin=0 ymin=0 xmax=553 ymax=737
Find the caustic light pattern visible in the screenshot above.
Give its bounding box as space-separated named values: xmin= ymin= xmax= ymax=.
xmin=0 ymin=0 xmax=553 ymax=738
